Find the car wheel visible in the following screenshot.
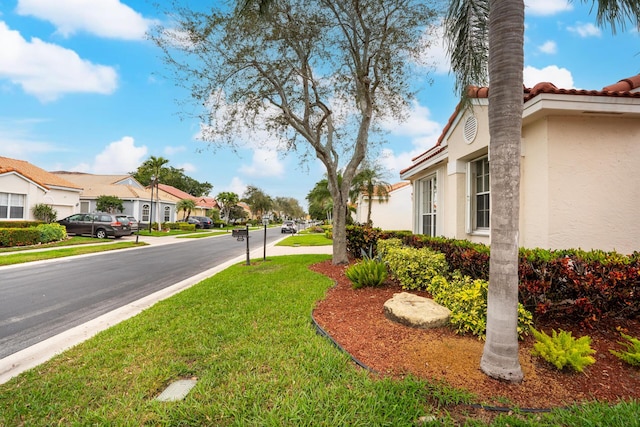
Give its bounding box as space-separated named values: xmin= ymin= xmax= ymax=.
xmin=95 ymin=229 xmax=107 ymax=239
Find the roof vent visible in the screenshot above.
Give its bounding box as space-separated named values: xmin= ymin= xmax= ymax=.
xmin=463 ymin=115 xmax=478 ymax=144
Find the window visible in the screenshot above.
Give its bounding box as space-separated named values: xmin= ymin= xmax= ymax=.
xmin=164 ymin=206 xmax=171 ymax=222
xmin=142 ymin=204 xmax=150 ymax=222
xmin=418 ymin=174 xmax=437 ymax=237
xmin=469 ymin=156 xmax=490 ymax=231
xmin=0 ymin=192 xmax=25 ymax=219
xmin=80 ymin=201 xmax=90 ymax=213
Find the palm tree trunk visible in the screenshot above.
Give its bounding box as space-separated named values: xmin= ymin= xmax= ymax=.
xmin=479 ymin=0 xmax=524 ymax=382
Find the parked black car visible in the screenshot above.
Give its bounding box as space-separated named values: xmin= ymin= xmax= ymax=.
xmin=57 ymin=213 xmax=130 ymax=239
xmin=190 ymin=216 xmax=213 ymax=229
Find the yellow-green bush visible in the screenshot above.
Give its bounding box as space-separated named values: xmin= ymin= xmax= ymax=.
xmin=531 ymin=328 xmax=596 ymax=372
xmin=37 ymin=223 xmax=67 ymax=243
xmin=429 ymin=272 xmax=533 ymax=339
xmin=381 ymin=244 xmax=448 ymax=290
xmin=610 ymin=333 xmax=640 ymax=367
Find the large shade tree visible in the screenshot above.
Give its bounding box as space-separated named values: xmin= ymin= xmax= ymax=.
xmin=445 ymin=0 xmax=640 ymax=382
xmin=150 ymin=0 xmax=438 ymax=264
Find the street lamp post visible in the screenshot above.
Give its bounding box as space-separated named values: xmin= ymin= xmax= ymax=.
xmin=148 ymin=175 xmax=155 ymax=233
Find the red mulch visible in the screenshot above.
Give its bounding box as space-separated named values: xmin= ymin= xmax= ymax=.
xmin=310 ymin=259 xmax=640 ymax=413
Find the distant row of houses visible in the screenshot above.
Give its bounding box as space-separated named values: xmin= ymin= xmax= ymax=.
xmin=3 ymin=74 xmax=639 ymax=254
xmin=0 ymin=156 xmax=225 ymax=224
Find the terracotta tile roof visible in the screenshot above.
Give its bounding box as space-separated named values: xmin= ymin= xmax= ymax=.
xmin=363 ymin=181 xmax=411 ymax=197
xmin=0 ymin=156 xmax=82 ymax=190
xmin=52 ymin=172 xmax=138 ymax=187
xmin=401 ymin=73 xmax=640 ymax=177
xmin=157 ymin=184 xmax=218 ymax=208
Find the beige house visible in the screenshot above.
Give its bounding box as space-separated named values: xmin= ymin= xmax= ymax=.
xmin=0 ymin=156 xmax=82 ymax=220
xmin=54 ymin=172 xmax=177 ymax=224
xmin=354 ymin=182 xmax=412 ymax=230
xmin=400 ymin=74 xmax=640 ymax=255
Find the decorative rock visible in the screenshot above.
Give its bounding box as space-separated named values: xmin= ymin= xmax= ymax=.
xmin=383 ymin=292 xmax=451 ymax=329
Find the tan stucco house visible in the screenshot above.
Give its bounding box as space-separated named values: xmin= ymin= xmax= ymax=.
xmin=400 ymin=74 xmax=640 ymax=255
xmin=0 ymin=156 xmax=82 ymax=220
xmin=157 ymin=184 xmax=218 ymax=219
xmin=354 ymin=182 xmax=412 ymax=230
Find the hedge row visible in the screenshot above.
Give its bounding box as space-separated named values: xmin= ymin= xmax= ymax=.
xmin=346 ymin=225 xmax=640 ymax=324
xmin=0 ymin=223 xmax=67 ymax=247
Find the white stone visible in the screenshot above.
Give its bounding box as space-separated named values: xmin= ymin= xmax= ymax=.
xmin=383 ymin=292 xmax=451 ymax=329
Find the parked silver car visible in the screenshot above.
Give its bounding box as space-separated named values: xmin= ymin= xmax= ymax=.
xmin=281 ymin=221 xmax=297 ymax=234
xmin=57 ymin=213 xmax=130 ymax=239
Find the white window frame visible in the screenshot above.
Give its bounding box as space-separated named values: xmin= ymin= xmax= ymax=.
xmin=164 ymin=206 xmax=171 ymax=223
xmin=0 ymin=192 xmax=26 ymax=219
xmin=417 ymin=174 xmax=437 ymax=237
xmin=142 ymin=204 xmax=150 ymax=222
xmin=466 ymin=156 xmax=490 ymax=234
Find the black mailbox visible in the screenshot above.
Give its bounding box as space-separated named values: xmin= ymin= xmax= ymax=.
xmin=232 ymin=228 xmax=248 ymax=240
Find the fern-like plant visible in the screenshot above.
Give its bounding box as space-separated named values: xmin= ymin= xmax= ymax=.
xmin=610 ymin=333 xmax=640 ymax=367
xmin=531 ymin=328 xmax=596 ymax=372
xmin=345 ymin=259 xmax=387 ymax=289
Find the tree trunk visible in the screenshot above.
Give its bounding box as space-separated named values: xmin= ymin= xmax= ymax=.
xmin=480 ymin=0 xmax=524 ymax=383
xmin=331 ymin=197 xmax=350 ymax=265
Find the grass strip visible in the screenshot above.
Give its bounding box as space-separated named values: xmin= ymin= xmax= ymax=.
xmin=276 ymin=233 xmax=332 ymax=247
xmin=0 ymin=255 xmax=636 ymax=425
xmin=0 ymin=236 xmax=105 ymax=253
xmin=0 ymin=242 xmax=145 ymax=266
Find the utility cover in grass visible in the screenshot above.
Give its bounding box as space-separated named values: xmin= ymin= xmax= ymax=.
xmin=156 ymin=379 xmax=197 ymax=402
xmin=383 ymin=292 xmax=451 ymax=329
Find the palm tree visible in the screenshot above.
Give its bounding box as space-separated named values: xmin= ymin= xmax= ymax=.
xmin=445 ymin=0 xmax=640 ymax=382
xmin=176 ymin=199 xmax=196 ymax=220
xmin=351 ymin=165 xmax=391 ymax=225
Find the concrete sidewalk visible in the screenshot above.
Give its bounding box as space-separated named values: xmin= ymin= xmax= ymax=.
xmin=0 ymin=237 xmax=332 ymax=384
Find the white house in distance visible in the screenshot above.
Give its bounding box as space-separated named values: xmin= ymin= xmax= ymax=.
xmin=400 ymin=74 xmax=640 ymax=255
xmin=53 ymin=172 xmax=177 ymax=224
xmin=0 ymin=156 xmax=81 ymax=220
xmin=354 ymin=181 xmax=412 ymax=230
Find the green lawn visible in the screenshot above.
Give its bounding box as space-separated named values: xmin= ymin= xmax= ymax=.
xmin=276 ymin=233 xmax=332 ymax=246
xmin=1 ymin=255 xmax=636 ymax=425
xmin=0 ymin=241 xmax=145 ymax=266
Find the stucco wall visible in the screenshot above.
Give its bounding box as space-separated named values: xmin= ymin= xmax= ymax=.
xmin=545 ymin=115 xmax=640 ymax=254
xmin=356 ymin=184 xmax=412 ymax=231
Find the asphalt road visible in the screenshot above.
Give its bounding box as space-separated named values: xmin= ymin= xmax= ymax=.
xmin=0 ymin=227 xmax=283 ymax=360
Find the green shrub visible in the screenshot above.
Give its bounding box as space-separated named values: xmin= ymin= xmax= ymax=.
xmin=610 ymin=333 xmax=640 ymax=367
xmin=37 ymin=223 xmax=66 ymax=243
xmin=382 ymin=245 xmax=448 ymax=291
xmin=178 ymin=223 xmax=196 ymax=231
xmin=531 ymin=328 xmax=596 ymax=372
xmin=345 ymin=259 xmax=388 ymax=289
xmin=31 ymin=203 xmax=57 ymax=223
xmin=429 ymin=272 xmax=533 ymax=339
xmin=0 ymin=228 xmax=41 ymax=247
xmin=376 ymin=238 xmax=403 ymax=260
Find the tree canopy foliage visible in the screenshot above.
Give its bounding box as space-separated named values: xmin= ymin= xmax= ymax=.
xmin=131 ymin=156 xmax=213 ymax=197
xmin=150 ymin=0 xmax=438 ymax=263
xmin=96 ymin=195 xmax=124 ymax=214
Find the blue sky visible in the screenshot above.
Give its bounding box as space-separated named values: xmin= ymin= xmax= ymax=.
xmin=0 ymin=0 xmax=638 ymax=207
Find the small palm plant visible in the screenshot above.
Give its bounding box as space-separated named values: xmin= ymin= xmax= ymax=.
xmin=345 ymin=258 xmax=387 ymax=289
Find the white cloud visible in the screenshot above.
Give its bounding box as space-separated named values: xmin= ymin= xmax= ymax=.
xmin=523 ymin=65 xmax=575 ymax=88
xmin=0 ymin=22 xmax=118 ymax=101
xmin=568 ymin=22 xmax=602 ymax=37
xmin=86 ymin=136 xmax=148 ymax=174
xmin=0 ymin=119 xmax=58 ymax=158
xmin=177 ymin=162 xmax=196 ymax=172
xmin=418 ymin=23 xmax=450 ymax=75
xmin=16 ymin=0 xmax=155 ymax=40
xmin=525 ymin=0 xmax=572 ymax=16
xmin=238 ymin=148 xmax=285 ymax=178
xmin=164 ymin=145 xmax=186 ymax=156
xmin=538 ymin=40 xmax=557 ymax=54
xmin=221 ymin=177 xmax=247 ymax=197
xmin=378 ymin=100 xmax=443 ymax=178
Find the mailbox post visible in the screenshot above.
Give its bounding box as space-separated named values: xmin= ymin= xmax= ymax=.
xmin=231 ymin=225 xmax=250 ymax=265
